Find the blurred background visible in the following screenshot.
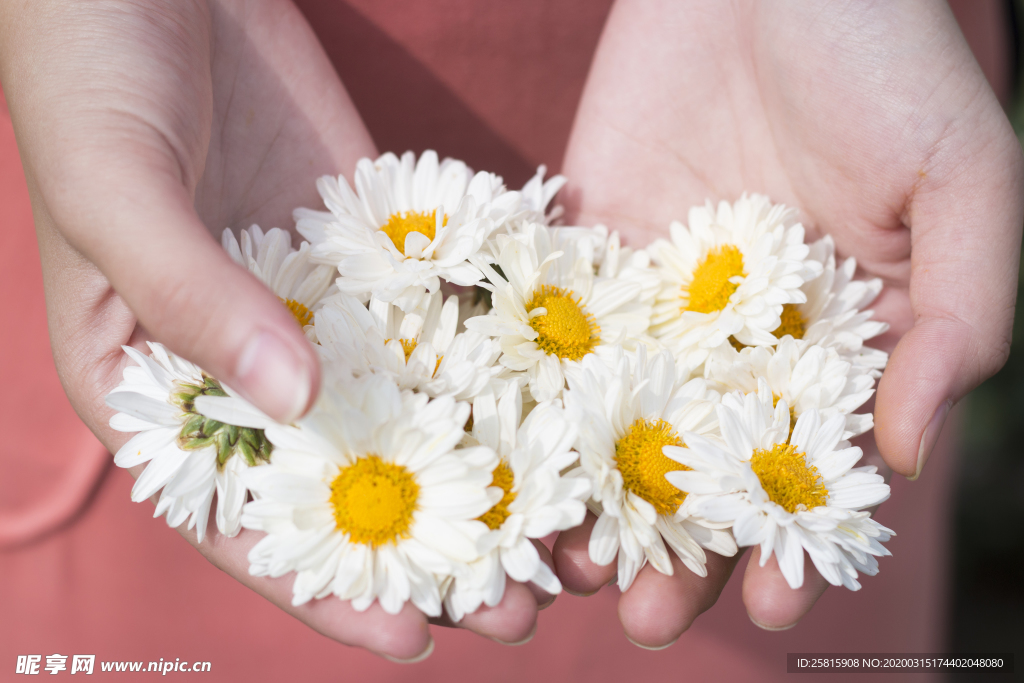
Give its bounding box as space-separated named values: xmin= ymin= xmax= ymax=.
xmin=949 ymin=0 xmax=1024 ymax=671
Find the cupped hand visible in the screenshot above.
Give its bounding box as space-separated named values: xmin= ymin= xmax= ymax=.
xmin=0 ymin=0 xmax=540 ymax=659
xmin=555 ymin=0 xmax=1023 ymax=646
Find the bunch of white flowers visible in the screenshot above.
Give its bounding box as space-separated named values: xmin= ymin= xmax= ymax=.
xmin=106 ymin=150 xmax=893 ymax=619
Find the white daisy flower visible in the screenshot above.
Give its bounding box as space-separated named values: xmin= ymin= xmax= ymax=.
xmin=105 ymin=343 xmax=271 ymax=543
xmin=312 ymin=291 xmax=504 ymax=401
xmin=554 ymin=224 xmax=661 ymax=308
xmin=466 ymin=222 xmax=651 ymax=402
xmin=239 ymin=375 xmax=499 ymax=616
xmin=517 ymin=164 xmax=566 ymax=225
xmin=562 ymin=347 xmax=737 ymax=591
xmin=479 ymin=165 xmax=566 ymax=263
xmin=222 ymin=224 xmax=336 ymax=337
xmin=666 ymin=382 xmax=893 ymax=591
xmin=699 ymin=236 xmax=890 ymax=379
xmin=648 ymin=194 xmax=823 ymax=367
xmin=707 ymin=337 xmax=877 ymax=439
xmin=794 ymin=236 xmax=889 ymax=377
xmin=444 ymin=384 xmax=590 ymax=621
xmin=293 ymin=150 xmax=523 ymax=312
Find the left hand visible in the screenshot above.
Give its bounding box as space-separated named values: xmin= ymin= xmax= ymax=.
xmin=0 ymin=0 xmax=543 ymax=657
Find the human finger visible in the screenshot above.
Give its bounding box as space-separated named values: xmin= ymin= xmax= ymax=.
xmin=741 ymin=546 xmax=830 ymax=631
xmin=528 ymin=539 xmax=558 ymax=609
xmin=874 ymin=111 xmax=1024 ymax=478
xmin=181 ymin=512 xmax=434 ymax=662
xmin=551 ymin=512 xmax=617 ymax=595
xmin=617 ymin=548 xmax=741 ymax=649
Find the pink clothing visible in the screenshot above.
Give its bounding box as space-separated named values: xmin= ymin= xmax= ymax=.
xmin=1 ymin=2 xmax=955 ymax=681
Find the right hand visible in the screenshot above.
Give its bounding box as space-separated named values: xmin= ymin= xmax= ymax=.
xmin=555 ymin=0 xmax=1022 ymax=648
xmin=0 ymin=0 xmax=540 ymax=659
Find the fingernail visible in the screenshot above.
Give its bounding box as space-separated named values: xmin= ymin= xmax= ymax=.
xmin=909 ymin=399 xmax=952 ymax=481
xmin=538 ymin=595 xmax=556 ymax=611
xmin=607 ymin=574 xmax=618 ymax=587
xmin=749 ymin=612 xmax=797 ymax=631
xmin=492 ymin=622 xmax=537 ymax=646
xmin=626 ymin=634 xmax=679 ymax=651
xmin=235 ymin=330 xmax=312 ymax=423
xmin=563 ymin=587 xmax=598 ymax=597
xmin=382 ymin=637 xmax=434 ymax=664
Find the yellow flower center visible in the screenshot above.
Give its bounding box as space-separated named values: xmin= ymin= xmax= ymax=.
xmin=381 ymin=210 xmax=447 ymax=256
xmin=526 ymin=284 xmax=600 ymax=361
xmin=385 ymin=337 xmax=419 ymax=362
xmin=329 ymin=455 xmax=419 ymax=547
xmin=281 ymin=298 xmax=314 ymax=327
xmin=685 ymin=244 xmax=746 ymax=314
xmin=729 ymin=303 xmax=806 ymax=350
xmin=478 ymin=460 xmax=517 ymax=531
xmin=615 ymin=419 xmax=689 ymax=516
xmin=772 ymin=393 xmax=798 ymax=442
xmin=397 ymin=338 xmax=418 ymax=362
xmin=749 ymin=442 xmax=828 ymax=513
xmin=775 ymin=303 xmax=806 ymax=340
xmin=384 ymin=337 xmax=442 ymax=374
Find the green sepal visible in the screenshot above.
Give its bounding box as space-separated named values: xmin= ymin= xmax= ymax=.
xmin=238 ymin=438 xmax=257 ymax=467
xmin=215 ymin=431 xmax=233 ymax=467
xmin=179 ymin=413 xmax=204 ymax=440
xmin=182 ymin=435 xmax=215 ymax=451
xmin=170 ymin=375 xmax=273 ymax=469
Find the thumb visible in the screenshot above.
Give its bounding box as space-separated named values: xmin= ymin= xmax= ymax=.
xmin=61 ymin=164 xmax=320 ymax=424
xmin=0 ymin=0 xmax=319 ymax=424
xmin=874 ymin=114 xmax=1024 ymax=479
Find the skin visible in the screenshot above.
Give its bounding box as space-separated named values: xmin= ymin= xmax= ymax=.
xmin=556 ymin=0 xmax=1023 ymax=647
xmin=0 ymin=0 xmax=1019 ymax=660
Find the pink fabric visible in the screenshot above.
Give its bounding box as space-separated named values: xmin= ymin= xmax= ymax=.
xmin=0 ymin=95 xmax=110 ymax=549
xmin=1 ymin=3 xmax=955 ymax=680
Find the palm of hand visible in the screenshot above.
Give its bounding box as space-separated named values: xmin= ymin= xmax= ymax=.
xmin=566 ymin=2 xmax=979 ymax=307
xmin=557 ymin=0 xmax=1022 ymax=645
xmin=565 ymin=0 xmax=1019 ymax=470
xmin=194 ymin=4 xmax=375 ymax=240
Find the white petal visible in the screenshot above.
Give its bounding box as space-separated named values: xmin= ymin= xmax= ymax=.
xmin=588 ymin=512 xmax=620 ymax=566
